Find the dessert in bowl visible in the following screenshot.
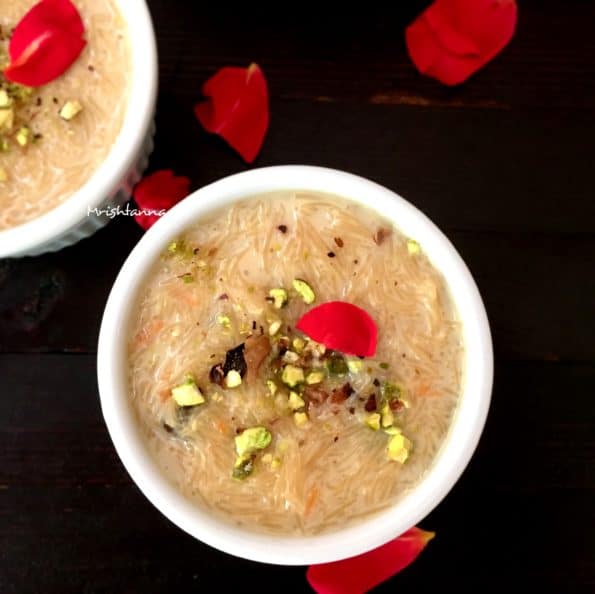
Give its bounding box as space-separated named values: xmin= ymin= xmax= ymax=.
xmin=0 ymin=0 xmax=157 ymax=258
xmin=97 ymin=166 xmax=492 ymax=564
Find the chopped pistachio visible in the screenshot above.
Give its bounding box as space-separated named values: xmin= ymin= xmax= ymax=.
xmin=379 ymin=362 xmax=390 ymax=370
xmin=326 ymin=353 xmax=348 ymax=376
xmin=407 ymin=239 xmax=421 ymax=255
xmin=306 ymin=341 xmax=326 ymax=357
xmin=59 ymin=100 xmax=83 ymax=121
xmin=234 ymin=426 xmax=272 ymax=457
xmin=261 ymin=453 xmax=273 ymax=465
xmin=268 ymin=320 xmax=282 ymax=336
xmin=171 ymin=376 xmax=205 ymax=407
xmin=0 ymin=89 xmax=11 ymax=108
xmin=365 ymin=413 xmax=381 ymax=431
xmin=270 ymin=457 xmax=281 ymax=470
xmin=180 ymin=273 xmax=193 ymax=284
xmin=305 ymin=369 xmax=325 ymax=385
xmin=282 ymin=350 xmax=300 ymax=364
xmin=217 ymin=314 xmax=231 ymax=328
xmin=0 ymin=167 xmax=7 ymax=183
xmin=0 ymin=107 xmax=13 ymax=130
xmin=269 ymin=288 xmax=288 ymax=309
xmin=167 ymin=240 xmax=182 ymax=254
xmin=288 ymin=391 xmax=305 ymax=411
xmin=292 ymin=337 xmax=306 ymax=353
xmin=225 ymin=370 xmax=242 ymax=388
xmin=381 ymin=403 xmax=394 ymax=428
xmin=382 ymin=382 xmax=403 ymax=400
xmin=292 ymin=279 xmax=316 ymax=304
xmin=387 ymin=434 xmax=412 ymax=463
xmin=15 ymin=126 xmax=30 ymax=146
xmin=266 ymin=380 xmax=278 ymax=396
xmin=232 ymin=455 xmax=255 ymax=480
xmin=383 ymin=426 xmax=402 ymax=436
xmin=293 ymin=411 xmax=309 ymax=427
xmin=347 ymin=358 xmax=363 ymax=373
xmin=6 ymin=84 xmax=33 ymax=102
xmin=281 ymin=364 xmax=304 ymax=387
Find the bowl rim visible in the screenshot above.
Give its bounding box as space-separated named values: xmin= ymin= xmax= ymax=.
xmin=0 ymin=0 xmax=158 ymax=258
xmin=97 ymin=165 xmax=493 ymax=565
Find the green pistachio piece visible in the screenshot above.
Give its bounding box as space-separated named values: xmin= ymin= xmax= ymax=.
xmin=305 ymin=370 xmax=325 ymax=385
xmin=281 ymin=364 xmax=304 ymax=387
xmin=15 ymin=126 xmax=30 ymax=146
xmin=232 ymin=454 xmax=255 ymax=480
xmin=292 ymin=279 xmax=315 ymax=304
xmin=225 ymin=370 xmax=242 ymax=388
xmin=407 ymin=239 xmax=421 ymax=255
xmin=326 ymin=353 xmax=348 ymax=376
xmin=387 ymin=434 xmax=412 ymax=463
xmin=365 ymin=413 xmax=381 ymax=430
xmin=59 ymin=100 xmax=83 ymax=121
xmin=235 ymin=427 xmax=272 ymax=457
xmin=347 ymin=358 xmax=363 ymax=373
xmin=171 ymin=376 xmax=205 ymax=407
xmin=269 ymin=288 xmax=288 ymax=309
xmin=381 ymin=403 xmax=394 ymax=428
xmin=293 ymin=411 xmax=308 ymax=427
xmin=292 ymin=337 xmax=306 ymax=353
xmin=266 ymin=380 xmax=278 ymax=396
xmin=288 ymin=391 xmax=305 ymax=411
xmin=0 ymin=107 xmax=13 ymax=131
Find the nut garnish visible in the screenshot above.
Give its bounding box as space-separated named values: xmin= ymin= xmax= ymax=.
xmin=59 ymin=100 xmax=83 ymax=121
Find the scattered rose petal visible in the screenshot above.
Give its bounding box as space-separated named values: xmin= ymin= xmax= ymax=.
xmin=405 ymin=0 xmax=517 ymax=86
xmin=133 ymin=170 xmax=191 ymax=230
xmin=194 ymin=63 xmax=269 ymax=163
xmin=4 ymin=0 xmax=86 ymax=87
xmin=296 ymin=301 xmax=377 ymax=357
xmin=307 ymin=527 xmax=435 ymax=594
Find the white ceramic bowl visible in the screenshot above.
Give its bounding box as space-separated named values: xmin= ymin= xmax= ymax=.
xmin=97 ymin=166 xmax=493 ymax=565
xmin=0 ymin=0 xmax=157 ymax=259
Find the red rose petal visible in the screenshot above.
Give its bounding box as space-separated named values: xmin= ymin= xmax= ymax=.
xmin=296 ymin=301 xmax=377 ymax=358
xmin=406 ymin=0 xmax=517 ymax=86
xmin=133 ymin=170 xmax=191 ymax=231
xmin=194 ymin=63 xmax=269 ymax=163
xmin=307 ymin=527 xmax=435 ymax=594
xmin=4 ymin=0 xmax=86 ymax=87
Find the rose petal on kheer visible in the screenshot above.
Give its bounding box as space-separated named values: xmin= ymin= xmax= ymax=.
xmin=4 ymin=0 xmax=87 ymax=87
xmin=296 ymin=301 xmax=378 ymax=358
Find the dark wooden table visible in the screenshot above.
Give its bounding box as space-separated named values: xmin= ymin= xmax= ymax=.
xmin=1 ymin=1 xmax=594 ymax=592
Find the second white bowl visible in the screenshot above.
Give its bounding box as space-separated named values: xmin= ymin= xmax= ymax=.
xmin=0 ymin=0 xmax=157 ymax=259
